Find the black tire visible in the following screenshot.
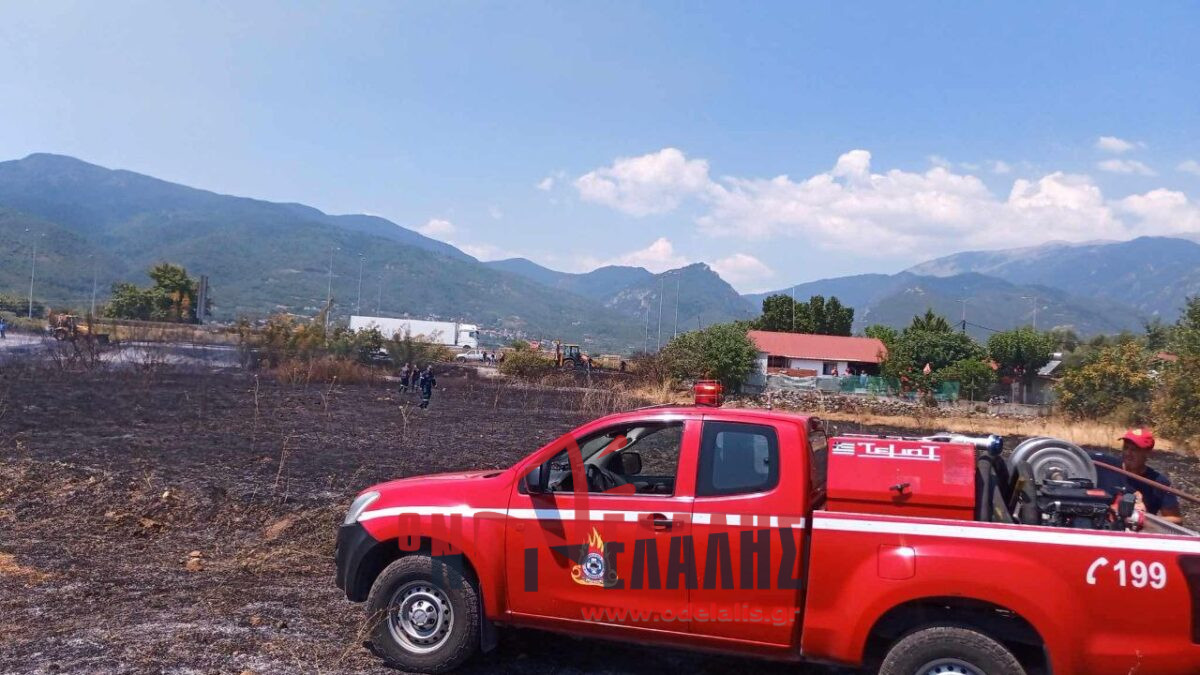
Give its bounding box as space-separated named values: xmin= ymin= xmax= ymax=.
xmin=879 ymin=625 xmax=1025 ymax=675
xmin=365 ymin=554 xmax=480 ymax=673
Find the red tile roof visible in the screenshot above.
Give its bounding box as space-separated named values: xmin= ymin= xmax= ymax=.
xmin=748 ymin=330 xmax=887 ymax=364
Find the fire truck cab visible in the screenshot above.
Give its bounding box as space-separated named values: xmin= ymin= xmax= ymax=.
xmin=335 ymin=384 xmax=1200 ymax=674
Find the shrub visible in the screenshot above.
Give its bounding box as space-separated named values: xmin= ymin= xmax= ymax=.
xmin=661 ymin=323 xmax=758 ymax=391
xmin=1055 ymin=342 xmax=1152 ymax=422
xmin=498 ymin=349 xmax=554 ymax=380
xmin=1152 ymin=297 xmax=1200 ymax=447
xmin=937 ymin=358 xmax=997 ymax=401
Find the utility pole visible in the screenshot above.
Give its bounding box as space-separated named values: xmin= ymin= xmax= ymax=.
xmin=791 ymin=285 xmax=796 ymax=331
xmin=26 ymin=229 xmax=41 ymax=319
xmin=644 ymin=306 xmax=649 ymax=353
xmin=957 ymin=298 xmax=970 ymax=333
xmin=376 ymin=274 xmax=383 ymax=314
xmin=656 ymin=277 xmax=664 ymax=351
xmin=356 ymin=254 xmax=365 ymax=316
xmin=672 ymin=276 xmax=680 ymax=338
xmin=1021 ymin=295 xmax=1038 ymax=329
xmin=90 ymin=255 xmax=98 ymax=317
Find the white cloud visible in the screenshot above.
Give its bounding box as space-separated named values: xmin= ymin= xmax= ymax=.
xmin=416 ymin=218 xmax=456 ymax=238
xmin=576 ymin=147 xmax=1200 ymax=258
xmin=536 ymin=176 xmax=555 ymax=191
xmin=575 ymin=147 xmax=711 ymax=216
xmin=1115 ymin=189 xmax=1200 ymax=236
xmin=1095 ymin=136 xmax=1139 ymax=154
xmin=1097 ymin=159 xmax=1156 ymax=176
xmin=1178 ymin=160 xmax=1200 ymax=176
xmin=459 ymin=242 xmax=518 ymax=261
xmin=608 ymin=237 xmax=689 ymax=272
xmin=488 ymin=206 xmax=503 ymax=220
xmin=709 ymin=253 xmax=775 ymax=289
xmin=990 ymin=160 xmax=1012 ymax=175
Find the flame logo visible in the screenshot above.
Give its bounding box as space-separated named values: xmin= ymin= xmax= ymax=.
xmin=570 ymin=527 xmax=615 ymax=587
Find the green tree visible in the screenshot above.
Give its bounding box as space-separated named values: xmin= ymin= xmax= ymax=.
xmin=104 ymin=263 xmax=204 ymax=322
xmin=1056 ymin=342 xmax=1153 ymax=421
xmin=908 ymin=308 xmax=953 ymax=333
xmin=663 ymin=323 xmax=758 ymax=390
xmin=937 ymin=358 xmax=997 ymax=401
xmin=863 ymin=324 xmax=899 ymax=349
xmin=755 ymin=294 xmax=853 ymax=335
xmin=883 ymin=329 xmax=984 ymax=380
xmin=1152 ymin=297 xmax=1200 ymax=445
xmin=757 ymin=294 xmax=798 ymax=332
xmin=987 ymin=327 xmax=1055 ymax=395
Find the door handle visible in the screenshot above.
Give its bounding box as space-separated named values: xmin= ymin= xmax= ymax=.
xmin=649 ymin=513 xmax=673 ymax=531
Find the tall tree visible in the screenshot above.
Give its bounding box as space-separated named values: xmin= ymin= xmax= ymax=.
xmin=105 ymin=263 xmax=204 ymax=323
xmin=1152 ymin=297 xmax=1200 ymax=444
xmin=987 ymin=327 xmax=1055 ymax=397
xmin=756 ymin=294 xmax=853 ymax=336
xmin=908 ymin=308 xmax=953 ymax=333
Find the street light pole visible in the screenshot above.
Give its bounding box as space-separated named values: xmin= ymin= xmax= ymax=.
xmin=325 ymin=245 xmax=338 ymax=330
xmin=356 ymin=254 xmax=365 ymax=315
xmin=673 ymin=276 xmax=679 ymax=338
xmin=656 ymin=277 xmax=664 ymax=351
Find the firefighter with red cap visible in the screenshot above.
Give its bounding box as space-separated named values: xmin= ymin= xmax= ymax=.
xmin=1095 ymin=428 xmax=1183 ymax=524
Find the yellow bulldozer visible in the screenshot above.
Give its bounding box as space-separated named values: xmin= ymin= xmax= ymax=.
xmin=553 ymin=342 xmax=591 ymax=369
xmin=49 ymin=314 xmax=110 ymax=344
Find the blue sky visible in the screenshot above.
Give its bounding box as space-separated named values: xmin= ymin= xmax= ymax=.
xmin=2 ymin=1 xmax=1198 ymax=291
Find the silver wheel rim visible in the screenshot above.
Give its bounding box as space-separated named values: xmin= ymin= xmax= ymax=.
xmin=387 ymin=581 xmax=454 ymax=654
xmin=916 ymin=658 xmax=985 ymax=675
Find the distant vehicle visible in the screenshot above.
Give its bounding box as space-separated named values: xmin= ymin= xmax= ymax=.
xmin=455 ymin=349 xmax=487 ymax=362
xmin=349 ymin=316 xmax=478 ymax=349
xmin=48 ymin=314 xmax=109 ymax=344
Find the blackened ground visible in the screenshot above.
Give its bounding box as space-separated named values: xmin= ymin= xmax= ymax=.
xmin=0 ymin=365 xmax=852 ymax=674
xmin=1 ymin=364 xmax=1195 ymax=674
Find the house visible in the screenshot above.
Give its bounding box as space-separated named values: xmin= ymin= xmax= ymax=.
xmin=747 ymin=330 xmax=887 ymax=387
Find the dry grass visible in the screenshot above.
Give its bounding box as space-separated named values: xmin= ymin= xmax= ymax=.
xmin=270 ymin=355 xmax=381 ymax=385
xmin=817 ymin=409 xmax=1183 ymax=454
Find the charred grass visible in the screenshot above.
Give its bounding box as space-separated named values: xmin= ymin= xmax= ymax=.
xmin=0 ymin=365 xmax=851 ymax=674
xmin=2 ymin=364 xmax=1193 ymax=673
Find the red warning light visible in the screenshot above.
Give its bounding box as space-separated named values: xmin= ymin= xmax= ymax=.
xmin=694 ymin=380 xmax=722 ymax=407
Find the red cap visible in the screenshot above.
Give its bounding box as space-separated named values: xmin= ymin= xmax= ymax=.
xmin=1120 ymin=428 xmax=1155 ymax=450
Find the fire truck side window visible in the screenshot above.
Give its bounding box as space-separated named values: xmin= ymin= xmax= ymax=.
xmin=541 ymin=422 xmax=684 ymax=495
xmin=696 ymin=422 xmax=780 ymax=497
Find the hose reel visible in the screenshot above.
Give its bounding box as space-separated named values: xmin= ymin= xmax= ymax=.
xmin=1008 ymin=436 xmax=1097 ymax=485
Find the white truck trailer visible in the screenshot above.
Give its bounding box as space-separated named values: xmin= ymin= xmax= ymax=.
xmin=348 ymin=315 xmax=478 ymax=349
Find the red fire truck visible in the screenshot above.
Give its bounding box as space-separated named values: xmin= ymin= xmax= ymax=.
xmin=335 ymin=383 xmax=1200 ymax=674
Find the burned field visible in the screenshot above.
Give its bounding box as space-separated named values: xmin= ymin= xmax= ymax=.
xmin=2 ymin=364 xmax=1197 ymax=674
xmin=0 ymin=366 xmax=841 ymax=674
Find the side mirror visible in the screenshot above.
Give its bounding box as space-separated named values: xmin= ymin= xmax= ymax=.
xmin=524 ymin=465 xmax=548 ymax=494
xmin=619 ymin=452 xmax=642 ymax=476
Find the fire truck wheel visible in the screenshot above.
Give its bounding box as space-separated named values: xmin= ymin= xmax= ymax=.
xmin=879 ymin=625 xmax=1025 ymax=675
xmin=365 ymin=554 xmax=480 ymax=673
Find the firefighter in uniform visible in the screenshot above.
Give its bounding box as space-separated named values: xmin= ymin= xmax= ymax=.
xmin=418 ymin=365 xmax=436 ymax=409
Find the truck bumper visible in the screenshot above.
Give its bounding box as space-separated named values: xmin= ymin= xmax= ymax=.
xmin=334 ymin=521 xmax=382 ymax=602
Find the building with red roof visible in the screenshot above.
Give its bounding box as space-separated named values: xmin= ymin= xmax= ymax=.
xmin=747 ymin=330 xmax=887 ymax=384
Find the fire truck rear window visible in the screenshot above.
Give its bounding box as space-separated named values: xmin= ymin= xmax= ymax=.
xmin=697 ymin=422 xmax=779 ymax=497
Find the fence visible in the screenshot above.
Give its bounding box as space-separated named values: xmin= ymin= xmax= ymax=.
xmin=767 ymin=374 xmax=962 ymax=402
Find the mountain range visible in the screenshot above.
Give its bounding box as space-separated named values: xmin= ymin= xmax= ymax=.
xmin=0 ymin=153 xmax=1195 ymax=350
